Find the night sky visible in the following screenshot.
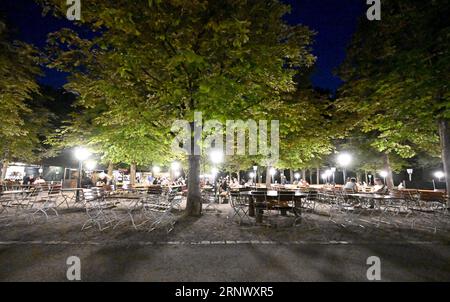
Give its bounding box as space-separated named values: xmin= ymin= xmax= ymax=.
xmin=1 ymin=0 xmax=365 ymax=92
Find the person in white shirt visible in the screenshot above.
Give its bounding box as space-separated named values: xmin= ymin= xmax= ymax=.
xmin=343 ymin=177 xmax=358 ymax=192
xmin=372 ymin=178 xmax=388 ymax=194
xmin=33 ymin=176 xmax=46 ymax=184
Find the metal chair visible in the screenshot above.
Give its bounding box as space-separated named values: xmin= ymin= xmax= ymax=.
xmin=229 ymin=191 xmax=251 ymax=225
xmin=139 ymin=189 xmax=180 ymax=233
xmin=81 ymin=188 xmax=116 ymax=231
xmin=29 ymin=185 xmax=60 ymax=222
xmin=202 ymin=188 xmax=219 ymax=212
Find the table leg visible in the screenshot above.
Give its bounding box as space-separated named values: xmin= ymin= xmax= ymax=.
xmin=256 ymin=208 xmax=263 ymax=223
xmin=248 ymin=198 xmax=255 ymax=217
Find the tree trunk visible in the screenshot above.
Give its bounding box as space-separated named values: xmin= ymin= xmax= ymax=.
xmin=186 ymin=154 xmax=202 ymax=216
xmin=302 ymin=170 xmax=306 ymax=180
xmin=236 ymin=171 xmax=240 ymax=183
xmin=309 ymin=169 xmax=313 ymax=184
xmin=289 ymin=169 xmax=294 ymax=184
xmin=438 ymin=119 xmax=450 ymax=207
xmin=1 ymin=159 xmax=8 ymax=181
xmin=107 ymin=162 xmax=114 ymax=178
xmin=266 ymin=166 xmax=271 ymax=187
xmin=316 ymin=167 xmax=320 ymax=184
xmin=383 ymin=153 xmax=394 ymax=189
xmin=130 ymin=163 xmax=136 ymax=187
xmin=356 ymin=172 xmax=361 ymax=184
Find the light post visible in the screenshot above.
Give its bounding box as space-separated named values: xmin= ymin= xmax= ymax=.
xmin=74 ymin=147 xmax=91 ymax=202
xmin=249 ymin=172 xmax=255 ymax=186
xmin=325 ymin=169 xmax=332 ymax=185
xmin=210 ymin=149 xmax=224 ymax=202
xmin=433 ymin=171 xmax=445 ymax=191
xmin=434 ymin=171 xmax=445 ymax=182
xmin=368 ymin=174 xmax=373 ymax=185
xmin=379 ymin=171 xmax=388 ymax=185
xmin=294 ymin=172 xmax=300 ymax=183
xmin=152 ymin=166 xmax=161 ymax=174
xmin=38 ymin=167 xmax=43 ymax=177
xmin=433 ymin=171 xmax=445 ymax=190
xmin=171 ymin=161 xmax=181 ymax=181
xmin=407 ymin=168 xmax=413 ymax=182
xmin=270 ymin=167 xmax=276 ymax=184
xmin=337 ymin=153 xmax=352 ymax=184
xmin=330 ymin=167 xmax=336 ymax=184
xmin=253 ymin=166 xmax=258 ymax=185
xmin=321 ymin=173 xmax=328 ymax=184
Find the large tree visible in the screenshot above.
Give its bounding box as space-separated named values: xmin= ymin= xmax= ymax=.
xmin=0 ymin=18 xmax=50 ymax=180
xmin=337 ymin=0 xmax=448 ymax=192
xmin=39 ymin=0 xmax=316 ymax=215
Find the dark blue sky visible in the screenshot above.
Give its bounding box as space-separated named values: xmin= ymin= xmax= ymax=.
xmin=1 ymin=0 xmax=365 ymax=91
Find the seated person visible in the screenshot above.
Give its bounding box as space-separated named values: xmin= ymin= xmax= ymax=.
xmin=33 ymin=176 xmax=46 ymax=184
xmin=299 ymin=179 xmax=310 ymax=187
xmin=372 ymin=178 xmax=388 ymax=194
xmin=343 ymin=177 xmax=358 ymax=192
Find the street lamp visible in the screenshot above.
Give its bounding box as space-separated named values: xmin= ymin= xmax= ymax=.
xmin=321 ymin=173 xmax=328 ymax=184
xmin=379 ymin=170 xmax=388 ymax=184
xmin=434 ymin=171 xmax=445 ymax=182
xmin=209 ymin=150 xmax=223 ymax=201
xmin=330 ymin=167 xmax=336 ymax=184
xmin=74 ymin=147 xmax=91 ymax=202
xmin=294 ymin=172 xmax=301 ymax=182
xmin=337 ymin=153 xmax=352 ymax=184
xmin=407 ymin=168 xmax=413 ymax=182
xmin=152 ymin=166 xmax=161 ymax=174
xmin=433 ymin=171 xmax=445 ymax=190
xmin=325 ymin=169 xmax=332 ymax=184
xmin=249 ymin=172 xmax=255 ymax=185
xmin=210 ymin=149 xmax=224 ymax=165
xmin=171 ymin=161 xmax=181 ymax=180
xmin=171 ymin=161 xmax=181 ymax=171
xmin=253 ymin=166 xmax=258 ymax=185
xmin=269 ymin=167 xmax=276 ymax=184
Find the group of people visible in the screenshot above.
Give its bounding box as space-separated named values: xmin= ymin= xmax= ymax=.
xmin=146 ymin=175 xmax=186 ymax=186
xmin=342 ymin=177 xmax=390 ymax=194
xmin=22 ymin=174 xmax=46 ymax=185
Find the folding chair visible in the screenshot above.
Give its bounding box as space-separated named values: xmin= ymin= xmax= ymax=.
xmin=139 ymin=190 xmax=179 ymax=233
xmin=229 ymin=191 xmax=251 ymax=225
xmin=29 ymin=186 xmax=59 ymax=222
xmin=202 ymin=189 xmax=219 ymax=212
xmin=81 ymin=188 xmax=116 ymax=231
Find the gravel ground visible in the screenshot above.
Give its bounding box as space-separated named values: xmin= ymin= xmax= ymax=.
xmin=0 ymin=199 xmax=449 ymax=281
xmin=0 ymin=199 xmax=449 ymax=245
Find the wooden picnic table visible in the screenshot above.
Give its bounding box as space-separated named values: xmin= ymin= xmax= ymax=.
xmin=239 ymin=190 xmax=308 ymax=223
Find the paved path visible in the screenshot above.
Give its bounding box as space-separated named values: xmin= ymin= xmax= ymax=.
xmin=0 ymin=240 xmax=449 ymax=281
